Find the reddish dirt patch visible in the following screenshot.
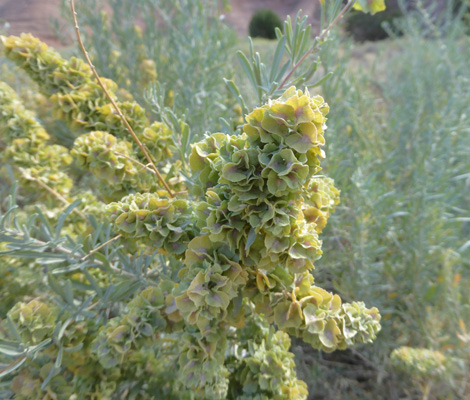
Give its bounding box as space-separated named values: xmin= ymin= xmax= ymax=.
xmin=0 ymin=0 xmax=321 ymax=47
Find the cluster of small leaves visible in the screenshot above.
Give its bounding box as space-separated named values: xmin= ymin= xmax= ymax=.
xmin=0 ymin=34 xmax=142 ymax=139
xmin=192 ymin=88 xmax=330 ymax=274
xmin=106 ymin=193 xmax=197 ymax=254
xmin=0 ymin=34 xmax=175 ymax=200
xmin=227 ymin=313 xmax=308 ymax=400
xmin=0 ymin=81 xmax=73 ymax=198
xmin=91 ymin=283 xmax=184 ymax=368
xmin=390 ymin=346 xmax=451 ymax=380
xmin=71 ymin=130 xmax=158 ymax=201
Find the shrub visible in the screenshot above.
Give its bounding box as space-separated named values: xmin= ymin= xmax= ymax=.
xmin=0 ymin=1 xmax=387 ymax=399
xmin=296 ymin=2 xmax=470 ymax=398
xmin=345 ymin=8 xmax=402 ymax=41
xmin=249 ymin=9 xmax=283 ymax=39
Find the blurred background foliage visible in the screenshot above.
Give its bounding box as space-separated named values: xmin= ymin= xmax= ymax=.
xmin=248 ymin=9 xmax=283 ymax=40
xmin=293 ymin=1 xmax=470 ymax=398
xmin=0 ymin=0 xmax=469 ymax=398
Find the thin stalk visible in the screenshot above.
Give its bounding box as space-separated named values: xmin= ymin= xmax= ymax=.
xmin=69 ymin=0 xmax=174 ymax=198
xmin=34 ymin=178 xmax=89 ymax=222
xmin=113 ymin=151 xmax=156 ymax=176
xmin=0 ymin=355 xmax=26 ymax=375
xmin=278 ymin=0 xmax=356 ymax=90
xmin=82 ymin=234 xmax=122 ymax=260
xmin=113 ymin=151 xmax=187 ymax=196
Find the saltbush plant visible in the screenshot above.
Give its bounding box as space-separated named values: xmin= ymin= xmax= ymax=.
xmin=0 ymin=1 xmax=390 ymax=399
xmin=249 ymin=9 xmax=283 ymax=39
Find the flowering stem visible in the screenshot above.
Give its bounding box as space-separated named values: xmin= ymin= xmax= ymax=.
xmin=278 ymin=0 xmax=356 ymax=90
xmin=69 ymin=0 xmax=174 ymax=198
xmin=34 ymin=177 xmax=89 ymax=222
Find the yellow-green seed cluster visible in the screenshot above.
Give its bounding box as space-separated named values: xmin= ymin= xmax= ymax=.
xmin=1 ymin=34 xmax=174 ymax=201
xmin=106 ymin=193 xmax=197 ymax=254
xmin=390 ymin=346 xmax=450 ymax=379
xmin=0 ymin=81 xmax=73 ymax=198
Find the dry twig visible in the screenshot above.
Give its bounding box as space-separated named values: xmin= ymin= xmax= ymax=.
xmin=69 ymin=0 xmax=174 ymax=198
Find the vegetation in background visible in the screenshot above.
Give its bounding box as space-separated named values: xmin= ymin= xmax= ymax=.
xmin=345 ymin=8 xmax=402 ymax=41
xmin=249 ymin=9 xmax=283 ymax=40
xmin=59 ymin=0 xmax=237 ymax=138
xmin=292 ymin=2 xmax=470 ymax=399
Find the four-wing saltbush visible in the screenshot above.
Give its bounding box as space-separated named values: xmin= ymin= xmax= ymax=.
xmin=0 ymin=1 xmax=384 ymax=398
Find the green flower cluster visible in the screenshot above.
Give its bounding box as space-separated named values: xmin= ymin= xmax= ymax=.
xmin=244 ymin=269 xmax=381 ymax=352
xmin=390 ymin=346 xmax=450 ymax=379
xmin=0 ymin=34 xmax=173 ymax=168
xmin=106 ymin=193 xmax=197 ymax=254
xmin=0 ymin=34 xmax=144 ymax=138
xmin=191 ymin=87 xmax=333 ymax=274
xmin=168 ymin=87 xmax=381 ymax=394
xmin=228 ymin=313 xmax=308 ymax=400
xmin=0 ymin=81 xmax=73 ymax=198
xmin=2 ymin=299 xmax=95 ymax=399
xmin=92 ymin=283 xmax=183 ymax=369
xmin=11 ymin=368 xmax=75 ymax=400
xmin=302 ymin=176 xmax=340 ymax=233
xmin=7 ymin=299 xmax=58 ymax=345
xmin=71 ymin=130 xmax=156 ymax=200
xmin=178 ymin=327 xmax=229 ymax=399
xmin=141 ymin=121 xmax=174 ymax=162
xmin=175 ymin=235 xmax=248 ymax=332
xmin=1 ymin=296 xmax=188 ymax=400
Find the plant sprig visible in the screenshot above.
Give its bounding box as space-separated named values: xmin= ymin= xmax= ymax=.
xmin=227 ymin=0 xmax=361 ymax=110
xmin=69 ymin=0 xmax=174 ymax=198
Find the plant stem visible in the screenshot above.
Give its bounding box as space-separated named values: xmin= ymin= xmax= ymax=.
xmin=113 ymin=151 xmax=156 ymax=176
xmin=278 ymin=0 xmax=356 ymax=90
xmin=33 ymin=178 xmax=89 ymax=222
xmin=0 ymin=355 xmax=26 ymax=375
xmin=69 ymin=0 xmax=174 ymax=198
xmin=82 ymin=234 xmax=122 ymax=260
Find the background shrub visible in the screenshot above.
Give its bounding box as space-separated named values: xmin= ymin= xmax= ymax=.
xmin=345 ymin=8 xmax=402 ymax=41
xmin=293 ymin=3 xmax=470 ymax=398
xmin=249 ymin=9 xmax=282 ymax=39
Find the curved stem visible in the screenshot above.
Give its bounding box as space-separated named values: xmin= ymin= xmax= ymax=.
xmin=69 ymin=0 xmax=174 ymax=198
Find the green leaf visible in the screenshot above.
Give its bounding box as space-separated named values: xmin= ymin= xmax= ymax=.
xmin=269 ymin=35 xmax=286 ymax=83
xmin=236 ymin=50 xmax=258 ymax=96
xmin=0 ymin=343 xmax=25 ymax=357
xmin=48 ymin=274 xmax=67 ymax=301
xmin=55 ymin=199 xmax=82 ymax=239
xmin=307 ymin=71 xmax=333 ymax=88
xmin=6 ymin=316 xmax=22 ymax=343
xmin=245 ymin=227 xmax=257 ymax=251
xmin=223 ymin=78 xmax=248 ymax=115
xmin=0 ymin=355 xmax=27 ymax=378
xmin=64 ymin=280 xmax=75 ymax=306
